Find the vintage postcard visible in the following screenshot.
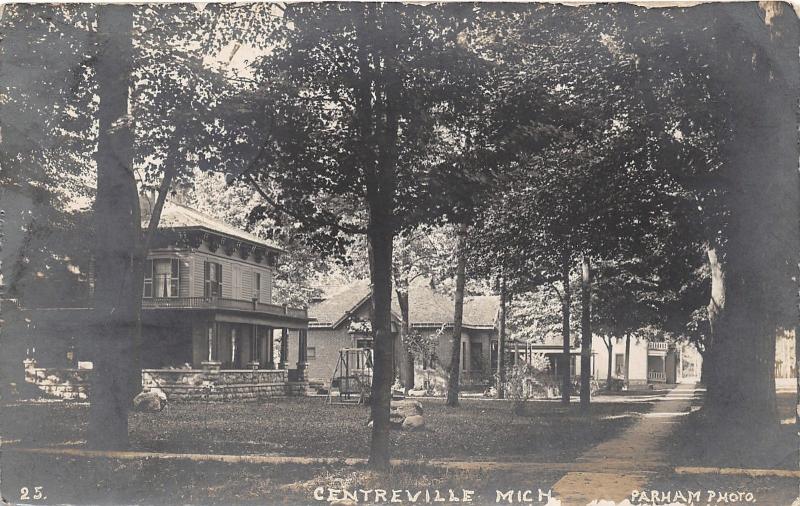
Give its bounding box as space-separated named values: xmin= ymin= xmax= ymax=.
xmin=0 ymin=2 xmax=797 ymax=505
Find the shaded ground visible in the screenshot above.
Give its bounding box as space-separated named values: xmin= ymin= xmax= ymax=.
xmin=1 ymin=387 xmax=796 ymax=505
xmin=0 ymin=454 xmax=564 ymax=505
xmin=639 ymin=386 xmax=798 ymax=506
xmin=659 ymin=387 xmax=797 ymax=470
xmin=0 ymin=395 xmax=649 ymax=505
xmin=1 ymin=396 xmax=651 ymax=461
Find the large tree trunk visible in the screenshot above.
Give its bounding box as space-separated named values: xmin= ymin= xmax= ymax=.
xmin=497 ymin=274 xmax=507 ymax=399
xmin=0 ymin=299 xmax=26 ymax=400
xmin=88 ymin=4 xmax=139 ymax=450
xmin=560 ymin=254 xmax=571 ymax=404
xmin=699 ymin=4 xmax=798 ymax=428
xmin=446 ymin=222 xmax=468 ymax=407
xmin=366 ymin=221 xmax=394 ymax=470
xmin=579 ymin=254 xmax=592 ymax=409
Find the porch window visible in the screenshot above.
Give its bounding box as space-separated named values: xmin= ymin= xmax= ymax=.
xmin=615 ymin=353 xmax=625 ymax=377
xmin=355 ymin=338 xmax=372 ymax=369
xmin=204 ymin=261 xmax=222 ymax=297
xmin=470 ymin=342 xmax=483 ymax=371
xmin=307 ymin=347 xmax=316 ymax=360
xmin=144 ymin=258 xmax=180 ymax=298
xmin=461 ymin=342 xmax=468 ymax=371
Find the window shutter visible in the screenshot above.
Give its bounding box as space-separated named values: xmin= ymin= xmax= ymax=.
xmin=170 ymin=259 xmax=180 ymax=297
xmin=204 ymin=261 xmax=210 ymax=297
xmin=215 ymin=263 xmax=222 ymax=296
xmin=143 ymin=259 xmax=154 ymax=298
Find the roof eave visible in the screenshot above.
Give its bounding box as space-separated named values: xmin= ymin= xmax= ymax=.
xmin=158 ymin=225 xmax=285 ymax=254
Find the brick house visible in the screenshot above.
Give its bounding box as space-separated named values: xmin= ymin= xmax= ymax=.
xmin=306 ymin=279 xmax=500 ymax=390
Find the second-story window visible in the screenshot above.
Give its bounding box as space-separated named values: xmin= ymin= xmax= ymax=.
xmin=144 ymin=258 xmax=180 ymax=298
xmin=204 ymin=261 xmax=222 ymax=297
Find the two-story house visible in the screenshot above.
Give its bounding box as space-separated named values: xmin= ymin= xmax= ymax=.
xmin=139 ymin=197 xmax=309 ymax=377
xmin=18 ymin=196 xmax=311 ymax=401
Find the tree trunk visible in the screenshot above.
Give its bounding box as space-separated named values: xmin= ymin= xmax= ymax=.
xmin=605 ymin=338 xmax=613 ymax=391
xmin=579 ymin=254 xmax=591 ymax=409
xmin=0 ymin=299 xmax=26 ymax=400
xmin=446 ymin=222 xmax=468 ymax=407
xmin=497 ymin=274 xmax=507 ymax=399
xmin=560 ymin=254 xmax=571 ymax=404
xmin=700 ymin=4 xmax=798 ymax=428
xmin=366 ymin=221 xmax=394 ymax=470
xmin=88 ymin=4 xmax=139 ymax=450
xmin=624 ymin=333 xmax=631 ymax=391
xmin=705 ymin=244 xmax=778 ymax=424
xmin=395 ymin=286 xmax=414 ymax=391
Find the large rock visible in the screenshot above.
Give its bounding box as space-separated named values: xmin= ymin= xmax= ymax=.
xmin=407 ymin=389 xmax=427 ymax=397
xmin=133 ymin=389 xmax=167 ymax=412
xmin=389 ymin=411 xmax=405 ymax=428
xmin=401 ymin=414 xmax=425 ymax=431
xmin=367 ymin=400 xmax=423 ymax=429
xmin=391 ymin=399 xmax=423 ymax=418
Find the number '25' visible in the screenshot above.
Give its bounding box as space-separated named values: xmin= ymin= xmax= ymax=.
xmin=20 ymin=486 xmax=45 ymax=500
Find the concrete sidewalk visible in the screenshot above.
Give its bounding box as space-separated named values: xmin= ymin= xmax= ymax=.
xmin=552 ymin=383 xmax=703 ymax=506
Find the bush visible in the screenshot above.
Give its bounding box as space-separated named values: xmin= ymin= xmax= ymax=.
xmin=500 ymin=354 xmax=554 ymax=415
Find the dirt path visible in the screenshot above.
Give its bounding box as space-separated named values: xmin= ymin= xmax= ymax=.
xmin=551 ymin=383 xmax=702 ymax=506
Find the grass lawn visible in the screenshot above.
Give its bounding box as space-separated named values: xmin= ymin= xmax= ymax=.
xmin=1 ymin=396 xmax=652 ymax=461
xmin=0 ymin=455 xmax=566 ymax=505
xmin=0 ymin=396 xmax=649 ymax=504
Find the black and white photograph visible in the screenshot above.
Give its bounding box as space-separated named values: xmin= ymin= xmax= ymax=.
xmin=0 ymin=1 xmax=798 ymax=504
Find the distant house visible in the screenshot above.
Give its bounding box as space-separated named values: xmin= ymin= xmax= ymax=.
xmin=17 ymin=196 xmax=311 ymax=400
xmin=306 ymin=279 xmax=500 ymax=390
xmin=506 ymin=333 xmax=703 ymax=387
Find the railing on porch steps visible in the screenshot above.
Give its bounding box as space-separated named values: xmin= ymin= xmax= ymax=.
xmin=142 ymin=296 xmax=307 ymax=319
xmin=647 ymin=341 xmax=669 ymax=351
xmin=647 ymin=371 xmax=666 ymax=382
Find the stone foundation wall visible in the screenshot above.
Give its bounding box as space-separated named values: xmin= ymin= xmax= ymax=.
xmin=24 ymin=362 xmax=307 ymax=402
xmin=142 ymin=369 xmax=307 ymax=401
xmin=25 ymin=363 xmax=90 ymax=401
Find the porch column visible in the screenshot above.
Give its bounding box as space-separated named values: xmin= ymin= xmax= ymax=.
xmin=248 ymin=324 xmax=260 ymax=370
xmin=266 ymin=326 xmax=275 ymax=369
xmin=296 ymin=329 xmax=308 ymax=381
xmin=279 ymin=328 xmax=288 ymax=369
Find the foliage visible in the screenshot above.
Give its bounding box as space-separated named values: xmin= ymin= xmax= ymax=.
xmin=502 ymin=356 xmax=553 ymax=415
xmin=402 ymin=324 xmax=442 ymax=368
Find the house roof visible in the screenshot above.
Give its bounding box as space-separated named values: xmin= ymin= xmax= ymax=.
xmin=308 ymin=279 xmax=373 ymax=327
xmin=148 ymin=200 xmax=282 ymax=251
xmin=308 ymin=279 xmax=499 ymax=330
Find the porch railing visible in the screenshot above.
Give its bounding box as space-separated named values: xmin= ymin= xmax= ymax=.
xmin=647 ymin=371 xmax=666 ymax=382
xmin=647 ymin=342 xmax=669 ymax=351
xmin=142 ymin=296 xmax=307 ymax=319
